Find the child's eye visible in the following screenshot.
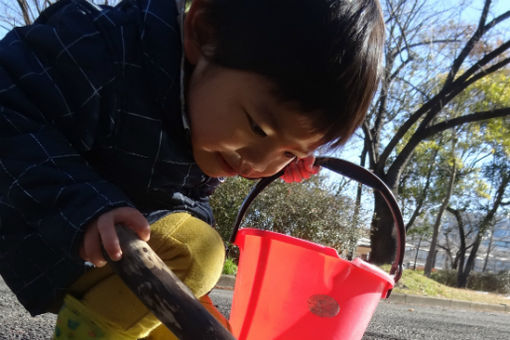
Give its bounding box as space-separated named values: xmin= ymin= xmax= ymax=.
xmin=245 ymin=112 xmax=267 ymax=137
xmin=284 ymin=151 xmax=297 ymax=159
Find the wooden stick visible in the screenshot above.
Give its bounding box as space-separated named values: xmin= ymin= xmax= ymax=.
xmin=105 ymin=225 xmax=236 ymax=340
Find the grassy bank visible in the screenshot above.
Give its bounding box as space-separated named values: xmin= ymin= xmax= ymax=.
xmin=393 ymin=268 xmax=510 ymax=306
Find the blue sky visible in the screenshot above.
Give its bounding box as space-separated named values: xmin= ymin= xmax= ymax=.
xmin=462 ymin=0 xmax=508 ymax=22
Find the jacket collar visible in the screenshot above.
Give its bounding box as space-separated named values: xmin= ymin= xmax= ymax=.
xmin=175 ymin=0 xmax=190 ymax=133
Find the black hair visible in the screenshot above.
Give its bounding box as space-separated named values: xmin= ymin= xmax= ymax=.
xmin=196 ymin=0 xmax=385 ymax=147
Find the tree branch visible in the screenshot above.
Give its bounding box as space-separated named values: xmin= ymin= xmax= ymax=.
xmin=385 ymin=107 xmax=510 ymax=187
xmin=450 ymin=39 xmax=510 ymax=90
xmin=381 ymin=48 xmax=510 ymax=181
xmin=423 ymin=108 xmax=510 ymax=138
xmin=443 ymin=0 xmax=492 ymax=88
xmin=391 ymin=39 xmax=461 ymax=59
xmin=414 ymin=41 xmax=510 ymax=147
xmin=362 ymin=120 xmax=378 ymax=167
xmin=404 ymin=147 xmax=438 ymax=232
xmin=394 ymin=76 xmax=431 ymax=99
xmin=389 ymin=57 xmax=414 ymax=82
xmin=16 ymin=0 xmax=31 ymax=25
xmin=484 ymin=9 xmax=510 ymax=33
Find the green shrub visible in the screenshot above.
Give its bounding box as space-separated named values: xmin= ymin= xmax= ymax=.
xmin=468 ymin=271 xmax=510 ymax=294
xmin=223 ymin=257 xmax=238 ymax=275
xmin=430 ymin=269 xmax=510 ymax=294
xmin=430 ymin=269 xmax=457 ymax=287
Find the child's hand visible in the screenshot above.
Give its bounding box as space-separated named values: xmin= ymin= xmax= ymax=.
xmin=79 ymin=207 xmax=150 ymax=267
xmin=281 ymin=156 xmax=320 ymax=183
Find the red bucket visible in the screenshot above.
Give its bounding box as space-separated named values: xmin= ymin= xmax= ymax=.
xmin=230 ymin=229 xmax=394 ymax=340
xmin=228 ymin=158 xmax=405 ymax=340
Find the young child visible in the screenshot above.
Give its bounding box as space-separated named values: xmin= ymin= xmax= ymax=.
xmin=0 ymin=0 xmax=384 ymax=338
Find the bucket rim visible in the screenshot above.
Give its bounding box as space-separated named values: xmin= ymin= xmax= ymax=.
xmin=235 ymin=228 xmax=396 ymax=288
xmin=233 ymin=228 xmax=395 ymax=301
xmin=234 ymin=227 xmax=340 ymax=258
xmin=351 ymin=258 xmax=395 ymax=287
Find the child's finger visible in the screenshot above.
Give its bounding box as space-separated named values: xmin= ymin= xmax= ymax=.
xmin=79 ymin=245 xmax=90 ymax=262
xmin=83 ymin=226 xmax=107 ymax=267
xmin=282 ymin=166 xmax=292 ymax=182
xmin=288 ymin=166 xmax=299 ymax=182
xmin=283 ymin=165 xmax=298 ymax=182
xmin=122 ymin=208 xmax=151 ymax=242
xmin=97 ymin=217 xmax=122 ymax=262
xmin=302 ymin=156 xmax=320 ymax=174
xmin=303 ymin=156 xmax=315 ymax=171
xmin=296 ymin=160 xmax=312 ymax=179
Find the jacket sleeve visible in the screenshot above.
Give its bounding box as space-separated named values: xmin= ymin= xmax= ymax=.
xmin=0 ymin=0 xmax=134 ymax=257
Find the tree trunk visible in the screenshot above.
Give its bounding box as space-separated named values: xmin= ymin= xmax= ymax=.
xmin=413 ymin=235 xmax=423 ymax=270
xmin=369 ymin=191 xmax=397 ymax=264
xmin=431 ymin=249 xmax=438 ymax=269
xmin=447 ymin=207 xmax=466 ymax=274
xmin=457 ymin=233 xmax=482 ymax=287
xmin=457 ymin=172 xmax=509 ymax=287
xmin=439 ymin=243 xmax=454 ymax=270
xmin=348 ymin=150 xmax=367 ymax=261
xmin=482 ymin=224 xmax=495 ymax=272
xmin=424 ymin=160 xmax=457 ymax=276
xmin=405 ymin=146 xmax=440 ymax=232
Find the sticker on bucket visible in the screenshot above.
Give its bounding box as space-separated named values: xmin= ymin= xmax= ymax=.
xmin=307 ymin=294 xmax=340 ymax=317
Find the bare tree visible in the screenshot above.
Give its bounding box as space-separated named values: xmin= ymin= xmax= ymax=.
xmin=361 ymin=0 xmax=510 ymax=263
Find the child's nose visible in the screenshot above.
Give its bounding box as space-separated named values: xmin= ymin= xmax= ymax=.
xmin=239 ymin=154 xmax=268 ymax=173
xmin=239 ymin=148 xmax=286 ymax=174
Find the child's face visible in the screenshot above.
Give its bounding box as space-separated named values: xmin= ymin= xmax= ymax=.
xmin=186 ymin=59 xmax=324 ymax=178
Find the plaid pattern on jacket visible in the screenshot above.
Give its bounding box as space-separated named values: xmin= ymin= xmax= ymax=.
xmin=0 ymin=0 xmax=220 ymax=315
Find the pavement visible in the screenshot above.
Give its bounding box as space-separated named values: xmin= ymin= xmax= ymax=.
xmin=1 ymin=274 xmax=508 ymax=339
xmin=215 ymin=275 xmax=510 ymax=313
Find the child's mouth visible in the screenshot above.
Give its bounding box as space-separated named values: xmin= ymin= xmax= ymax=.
xmin=218 ymin=153 xmax=238 ymax=176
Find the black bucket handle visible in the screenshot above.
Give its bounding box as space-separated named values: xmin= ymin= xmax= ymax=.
xmin=228 ymin=157 xmax=405 ymax=285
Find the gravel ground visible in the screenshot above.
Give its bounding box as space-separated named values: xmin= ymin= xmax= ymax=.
xmin=2 ymin=277 xmax=509 ymax=340
xmin=363 ymin=302 xmax=510 ymax=340
xmin=0 ymin=278 xmax=233 ymax=340
xmin=0 ymin=279 xmax=55 ymax=339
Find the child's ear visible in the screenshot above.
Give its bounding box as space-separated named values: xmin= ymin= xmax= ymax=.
xmin=183 ymin=0 xmax=214 ymax=65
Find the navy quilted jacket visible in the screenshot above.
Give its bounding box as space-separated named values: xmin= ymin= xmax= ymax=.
xmin=0 ymin=0 xmax=220 ymax=315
